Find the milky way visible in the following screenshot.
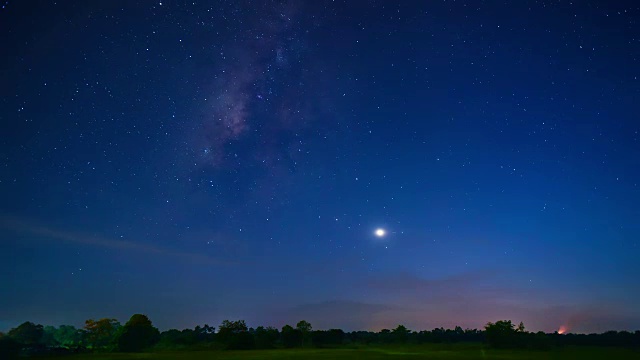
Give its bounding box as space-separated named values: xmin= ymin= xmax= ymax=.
xmin=192 ymin=2 xmax=319 ymax=170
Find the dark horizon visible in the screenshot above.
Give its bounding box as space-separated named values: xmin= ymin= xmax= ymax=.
xmin=1 ymin=1 xmax=639 ymax=335
xmin=3 ymin=313 xmax=639 ymax=336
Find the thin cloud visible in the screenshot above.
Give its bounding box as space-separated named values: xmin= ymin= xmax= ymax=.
xmin=365 ymin=270 xmax=511 ymax=305
xmin=0 ymin=215 xmax=234 ymax=266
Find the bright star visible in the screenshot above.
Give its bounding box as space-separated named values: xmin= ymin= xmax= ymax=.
xmin=375 ymin=228 xmax=386 ymax=237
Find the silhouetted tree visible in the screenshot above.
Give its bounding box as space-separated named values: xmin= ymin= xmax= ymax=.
xmin=485 ymin=320 xmax=517 ymax=348
xmin=218 ymin=320 xmax=248 ymax=337
xmin=253 ymin=326 xmax=279 ymax=349
xmin=528 ymin=330 xmax=552 ymax=349
xmin=158 ymin=329 xmax=185 ymax=347
xmin=312 ymin=329 xmax=345 ymax=347
xmin=296 ymin=320 xmax=312 ymax=347
xmin=159 ymin=327 xmax=216 ymax=348
xmin=7 ymin=313 xmax=640 ymax=353
xmin=197 ymin=324 xmax=216 ymax=342
xmin=55 ymin=325 xmax=84 ymax=348
xmin=281 ymin=324 xmax=303 ymax=348
xmin=463 ymin=328 xmax=484 ymax=342
xmin=217 ymin=320 xmax=253 ymax=349
xmin=115 ymin=314 xmax=160 ymax=352
xmin=8 ymin=321 xmax=44 ymax=346
xmin=377 ymin=329 xmax=392 ymax=343
xmin=392 ymin=325 xmax=410 ymax=343
xmin=84 ymin=318 xmax=120 ymax=350
xmin=41 ymin=326 xmax=59 ymax=347
xmin=348 ymin=330 xmax=377 ymax=344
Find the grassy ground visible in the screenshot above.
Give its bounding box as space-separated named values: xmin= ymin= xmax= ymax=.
xmin=35 ymin=344 xmax=640 ymax=360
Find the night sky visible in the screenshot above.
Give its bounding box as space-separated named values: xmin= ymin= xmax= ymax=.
xmin=1 ymin=1 xmax=639 ymax=334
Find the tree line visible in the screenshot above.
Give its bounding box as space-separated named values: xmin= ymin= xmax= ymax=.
xmin=1 ymin=316 xmax=639 ymax=358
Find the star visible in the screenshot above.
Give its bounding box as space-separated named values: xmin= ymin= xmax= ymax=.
xmin=1 ymin=0 xmax=636 ymax=334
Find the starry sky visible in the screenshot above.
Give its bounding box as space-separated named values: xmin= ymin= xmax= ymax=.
xmin=1 ymin=1 xmax=639 ymax=334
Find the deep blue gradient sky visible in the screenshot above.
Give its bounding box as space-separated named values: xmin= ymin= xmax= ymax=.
xmin=1 ymin=1 xmax=639 ymax=334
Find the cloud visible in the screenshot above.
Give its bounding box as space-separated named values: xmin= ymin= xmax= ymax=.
xmin=0 ymin=215 xmax=233 ymax=266
xmin=365 ymin=270 xmax=511 ymax=305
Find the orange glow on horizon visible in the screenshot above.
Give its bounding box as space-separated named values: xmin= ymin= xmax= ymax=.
xmin=558 ymin=325 xmax=568 ymax=334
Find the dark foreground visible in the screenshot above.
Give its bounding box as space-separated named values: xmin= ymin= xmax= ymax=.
xmin=34 ymin=344 xmax=640 ymax=360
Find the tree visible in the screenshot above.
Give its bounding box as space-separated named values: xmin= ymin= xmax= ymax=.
xmin=218 ymin=320 xmax=248 ymax=335
xmin=281 ymin=324 xmax=302 ymax=348
xmin=116 ymin=314 xmax=160 ymax=352
xmin=191 ymin=324 xmax=215 ymax=343
xmin=41 ymin=326 xmax=59 ymax=347
xmin=484 ymin=320 xmax=516 ymax=348
xmin=84 ymin=318 xmax=120 ymax=349
xmin=312 ymin=329 xmax=345 ymax=347
xmin=54 ymin=325 xmax=83 ymax=348
xmin=379 ymin=329 xmax=393 ymax=343
xmin=158 ymin=329 xmax=183 ymax=347
xmin=217 ymin=320 xmax=253 ymax=350
xmin=8 ymin=321 xmax=44 ymax=346
xmin=296 ymin=320 xmax=312 ymax=347
xmin=253 ymin=326 xmax=279 ymax=349
xmin=392 ymin=325 xmax=410 ymax=343
xmin=296 ymin=320 xmax=312 ymax=333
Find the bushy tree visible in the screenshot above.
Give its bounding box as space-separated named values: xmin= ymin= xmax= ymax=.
xmin=41 ymin=326 xmax=59 ymax=347
xmin=84 ymin=318 xmax=120 ymax=349
xmin=116 ymin=314 xmax=160 ymax=352
xmin=378 ymin=328 xmax=393 ymax=343
xmin=8 ymin=321 xmax=44 ymax=346
xmin=218 ymin=320 xmax=248 ymax=337
xmin=281 ymin=324 xmax=302 ymax=348
xmin=158 ymin=329 xmax=185 ymax=347
xmin=55 ymin=325 xmax=84 ymax=348
xmin=296 ymin=320 xmax=312 ymax=347
xmin=194 ymin=324 xmax=215 ymax=343
xmin=392 ymin=325 xmax=410 ymax=343
xmin=157 ymin=325 xmax=216 ymax=349
xmin=312 ymin=329 xmax=345 ymax=347
xmin=484 ymin=320 xmax=516 ymax=348
xmin=253 ymin=326 xmax=279 ymax=349
xmin=217 ymin=320 xmax=253 ymax=350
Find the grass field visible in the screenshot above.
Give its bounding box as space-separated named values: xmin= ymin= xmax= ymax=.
xmin=34 ymin=344 xmax=640 ymax=360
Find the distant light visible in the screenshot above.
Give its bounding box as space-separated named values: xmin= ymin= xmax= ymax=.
xmin=558 ymin=325 xmax=568 ymax=334
xmin=375 ymin=228 xmax=386 ymax=237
